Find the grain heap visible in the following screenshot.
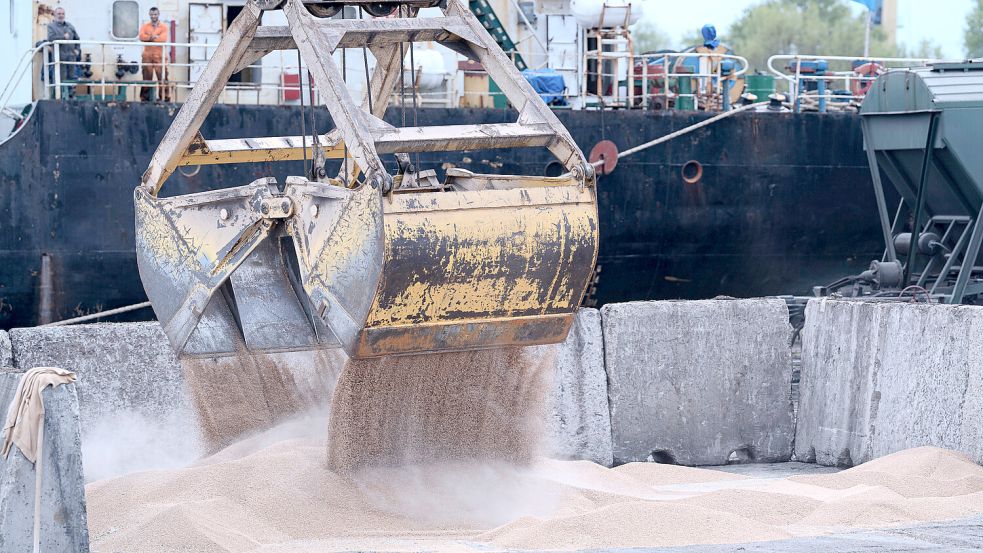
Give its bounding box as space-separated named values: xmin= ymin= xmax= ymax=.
xmin=85 ymin=343 xmax=983 ymax=552
xmin=86 ymin=439 xmax=983 ymax=552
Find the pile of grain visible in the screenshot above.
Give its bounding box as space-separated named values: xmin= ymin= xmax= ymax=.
xmin=89 ymin=345 xmax=983 ymax=552
xmin=86 ymin=436 xmax=983 ymax=553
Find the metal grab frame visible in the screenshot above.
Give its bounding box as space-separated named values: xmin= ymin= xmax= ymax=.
xmin=136 ymin=0 xmax=599 ymax=359
xmin=141 ymin=2 xmax=589 ymax=193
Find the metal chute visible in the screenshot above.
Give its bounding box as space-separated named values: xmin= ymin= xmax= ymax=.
xmin=135 ymin=0 xmax=598 ymax=359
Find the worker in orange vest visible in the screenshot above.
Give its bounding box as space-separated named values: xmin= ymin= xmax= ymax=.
xmin=139 ymin=7 xmax=169 ymax=102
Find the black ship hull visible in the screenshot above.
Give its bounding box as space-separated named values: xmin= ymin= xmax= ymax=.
xmin=0 ymin=100 xmax=881 ymax=328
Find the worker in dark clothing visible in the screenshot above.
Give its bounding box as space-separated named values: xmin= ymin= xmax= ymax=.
xmin=46 ymin=7 xmax=80 ymax=98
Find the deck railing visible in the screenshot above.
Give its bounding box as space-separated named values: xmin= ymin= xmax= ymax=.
xmin=1 ymin=38 xmax=459 ymax=113
xmin=631 ymin=51 xmax=749 ymax=111
xmin=767 ymin=54 xmax=944 ymax=112
xmin=2 ymin=38 xmax=757 ymax=115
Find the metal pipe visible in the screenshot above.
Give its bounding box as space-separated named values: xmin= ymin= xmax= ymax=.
xmin=792 ymin=58 xmax=801 ymax=113
xmin=919 ymin=218 xmax=956 ymax=289
xmin=54 ymin=46 xmax=61 ymax=100
xmin=817 ymin=68 xmax=827 ymax=113
xmin=43 ymin=301 xmax=153 ymax=327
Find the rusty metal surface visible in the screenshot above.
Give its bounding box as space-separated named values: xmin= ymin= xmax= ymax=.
xmin=590 ymin=140 xmax=619 ymax=175
xmin=353 ymin=185 xmax=598 ymax=357
xmin=356 ymin=313 xmax=575 ymax=358
xmin=372 ymin=186 xmax=596 ymax=324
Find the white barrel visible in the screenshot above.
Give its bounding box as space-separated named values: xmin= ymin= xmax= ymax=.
xmin=571 ymin=0 xmax=644 ymax=29
xmin=403 ymin=48 xmax=449 ymax=92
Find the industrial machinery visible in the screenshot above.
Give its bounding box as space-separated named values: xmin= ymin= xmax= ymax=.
xmin=135 ymin=0 xmax=599 ymax=359
xmin=821 ymin=60 xmax=983 ymax=303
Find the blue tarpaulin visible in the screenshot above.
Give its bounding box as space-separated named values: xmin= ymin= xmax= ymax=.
xmin=851 ymin=0 xmax=883 ymax=23
xmin=851 ymin=0 xmax=882 ymax=10
xmin=701 ymin=24 xmax=719 ymax=49
xmin=521 ymin=69 xmax=566 ymax=105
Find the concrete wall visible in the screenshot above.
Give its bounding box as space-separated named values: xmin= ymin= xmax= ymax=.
xmin=0 ymin=330 xmax=11 ymax=367
xmin=9 ymin=313 xmax=614 ymax=469
xmin=602 ymin=299 xmax=795 ymax=466
xmin=9 ymin=298 xmax=983 ymax=480
xmin=0 ymin=372 xmax=90 ymax=553
xmin=10 ymin=323 xmax=200 ymax=481
xmin=8 ymin=323 xmax=342 ymax=480
xmin=543 ymin=308 xmax=613 ymax=466
xmin=5 ymin=299 xmax=803 ymax=473
xmin=796 ymin=298 xmax=983 ymax=466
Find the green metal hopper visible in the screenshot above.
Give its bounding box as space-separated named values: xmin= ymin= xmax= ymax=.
xmin=860 ymin=60 xmax=983 ymax=303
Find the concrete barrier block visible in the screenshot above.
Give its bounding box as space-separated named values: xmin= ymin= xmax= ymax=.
xmin=9 ymin=323 xmax=343 ymax=478
xmin=0 ymin=331 xmax=12 ymax=367
xmin=602 ymin=299 xmax=794 ymax=466
xmin=10 ymin=323 xmax=185 ymax=427
xmin=796 ymin=299 xmax=983 ymax=466
xmin=9 ymin=323 xmax=198 ymax=479
xmin=0 ymin=372 xmax=90 ymax=553
xmin=543 ymin=308 xmax=613 ymax=466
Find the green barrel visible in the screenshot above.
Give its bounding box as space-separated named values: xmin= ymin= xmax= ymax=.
xmin=745 ymin=74 xmax=775 ymax=101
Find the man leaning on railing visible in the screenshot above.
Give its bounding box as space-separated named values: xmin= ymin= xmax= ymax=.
xmin=46 ymin=7 xmax=80 ymax=99
xmin=139 ymin=7 xmax=170 ymax=102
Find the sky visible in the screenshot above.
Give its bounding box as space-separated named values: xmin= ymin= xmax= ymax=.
xmin=638 ymin=0 xmax=974 ymax=59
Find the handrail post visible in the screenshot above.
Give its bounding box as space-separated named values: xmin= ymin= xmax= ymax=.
xmin=663 ymin=55 xmax=668 ymax=109
xmin=792 ymin=57 xmax=801 ymax=113
xmin=40 ymin=45 xmax=49 ymax=100
xmin=816 ymin=59 xmax=827 ymax=113
xmin=641 ymin=59 xmax=648 ymax=109
xmin=54 ymin=44 xmax=62 ymax=100
xmin=100 ymin=43 xmax=106 ymax=101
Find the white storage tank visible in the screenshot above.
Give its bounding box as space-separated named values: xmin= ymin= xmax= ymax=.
xmin=403 ymin=47 xmax=450 ymax=91
xmin=571 ymin=0 xmax=644 ymax=28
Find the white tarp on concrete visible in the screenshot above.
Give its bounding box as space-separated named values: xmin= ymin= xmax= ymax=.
xmin=602 ymin=299 xmax=795 ymax=466
xmin=0 ymin=371 xmax=89 ymax=553
xmin=796 ymin=298 xmax=983 ymax=466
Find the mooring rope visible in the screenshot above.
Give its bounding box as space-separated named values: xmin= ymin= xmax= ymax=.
xmin=598 ymin=101 xmax=769 ymax=167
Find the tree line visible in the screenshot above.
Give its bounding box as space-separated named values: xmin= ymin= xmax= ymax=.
xmin=631 ymin=0 xmax=978 ymax=72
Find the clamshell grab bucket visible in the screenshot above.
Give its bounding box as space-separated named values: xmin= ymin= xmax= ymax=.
xmin=134 ymin=0 xmax=599 ymax=359
xmin=136 ymin=174 xmax=597 ymax=358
